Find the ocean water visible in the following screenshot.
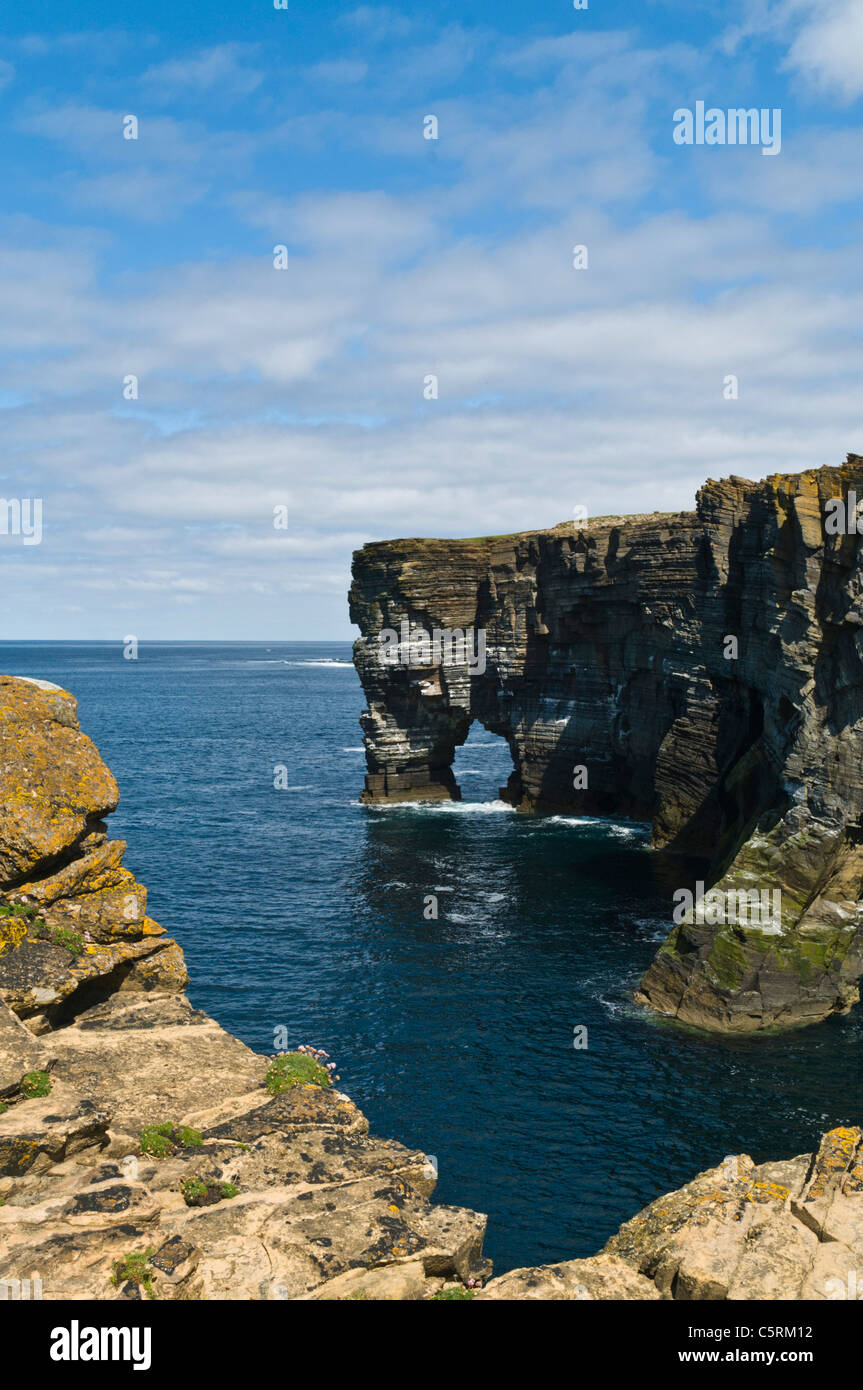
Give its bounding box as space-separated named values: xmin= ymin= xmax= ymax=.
xmin=2 ymin=640 xmax=861 ymax=1274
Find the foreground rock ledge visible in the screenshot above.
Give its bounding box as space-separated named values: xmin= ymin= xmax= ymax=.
xmin=350 ymin=456 xmax=863 ymax=1034
xmin=2 ymin=676 xmax=861 ymax=1301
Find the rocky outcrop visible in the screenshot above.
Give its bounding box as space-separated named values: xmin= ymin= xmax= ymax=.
xmin=478 ymin=1126 xmax=863 ymax=1301
xmin=349 ymin=456 xmax=863 ymax=1033
xmin=0 ymin=677 xmax=489 ymax=1301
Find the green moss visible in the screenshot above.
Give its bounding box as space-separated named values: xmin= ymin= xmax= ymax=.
xmin=140 ymin=1122 xmax=174 ymax=1159
xmin=140 ymin=1122 xmax=203 ymax=1158
xmin=111 ymin=1250 xmax=157 ymax=1299
xmin=179 ymin=1176 xmax=208 ymax=1206
xmin=20 ymin=1071 xmax=51 ymax=1099
xmin=705 ymin=930 xmax=753 ymax=990
xmin=265 ymin=1052 xmax=332 ymax=1094
xmin=180 ymin=1175 xmax=238 ymax=1207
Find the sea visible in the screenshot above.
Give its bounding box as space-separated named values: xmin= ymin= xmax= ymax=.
xmin=2 ymin=640 xmax=861 ymax=1274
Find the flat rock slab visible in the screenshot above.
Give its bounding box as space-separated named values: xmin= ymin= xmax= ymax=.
xmin=0 ymin=1080 xmax=110 ymax=1177
xmin=44 ymin=992 xmax=268 ymax=1144
xmin=477 ymin=1254 xmax=660 ymax=1301
xmin=0 ymin=997 xmax=54 ymax=1097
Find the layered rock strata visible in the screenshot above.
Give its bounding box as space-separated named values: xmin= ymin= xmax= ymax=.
xmin=0 ymin=677 xmax=489 ymax=1300
xmin=349 ymin=456 xmax=863 ymax=1033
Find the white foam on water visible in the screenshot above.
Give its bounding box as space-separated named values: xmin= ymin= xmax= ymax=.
xmin=284 ymin=659 xmax=354 ymax=668
xmin=364 ymin=798 xmax=516 ymax=815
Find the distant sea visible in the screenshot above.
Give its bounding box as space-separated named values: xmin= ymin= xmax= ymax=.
xmin=2 ymin=641 xmax=861 ymax=1273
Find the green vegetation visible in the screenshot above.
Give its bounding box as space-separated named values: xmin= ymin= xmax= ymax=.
xmin=180 ymin=1176 xmax=238 ymax=1207
xmin=140 ymin=1122 xmax=203 ymax=1159
xmin=20 ymin=1071 xmax=51 ymax=1099
xmin=39 ymin=924 xmax=85 ymax=955
xmin=140 ymin=1122 xmax=174 ymax=1158
xmin=429 ymin=1287 xmax=475 ymax=1300
xmin=111 ymin=1250 xmax=157 ymax=1300
xmin=265 ymin=1051 xmax=332 ymax=1095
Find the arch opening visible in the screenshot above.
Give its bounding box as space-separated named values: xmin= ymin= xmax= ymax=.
xmin=451 ymin=721 xmax=516 ymax=805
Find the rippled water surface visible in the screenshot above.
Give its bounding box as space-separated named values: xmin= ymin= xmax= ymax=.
xmin=3 ymin=641 xmax=861 ymax=1273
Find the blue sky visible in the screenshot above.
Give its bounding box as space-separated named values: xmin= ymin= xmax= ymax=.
xmin=1 ymin=0 xmax=862 ymax=638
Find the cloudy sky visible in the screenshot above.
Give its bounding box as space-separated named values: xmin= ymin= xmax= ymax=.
xmin=1 ymin=0 xmax=861 ymax=639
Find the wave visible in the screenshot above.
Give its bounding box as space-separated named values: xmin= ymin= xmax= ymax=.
xmin=364 ymin=798 xmax=515 ymax=815
xmin=541 ymin=816 xmax=651 ymax=840
xmin=284 ymin=659 xmax=355 ymax=668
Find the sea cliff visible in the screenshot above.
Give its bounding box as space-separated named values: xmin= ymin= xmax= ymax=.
xmin=350 ymin=456 xmax=863 ymax=1034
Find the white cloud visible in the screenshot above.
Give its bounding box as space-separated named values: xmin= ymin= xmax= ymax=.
xmin=723 ymin=0 xmax=863 ymax=102
xmin=784 ymin=0 xmax=863 ymax=101
xmin=142 ymin=44 xmax=264 ymax=100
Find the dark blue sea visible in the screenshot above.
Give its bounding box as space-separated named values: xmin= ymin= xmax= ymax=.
xmin=2 ymin=641 xmax=861 ymax=1273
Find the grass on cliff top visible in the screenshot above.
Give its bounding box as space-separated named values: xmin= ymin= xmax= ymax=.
xmin=358 ymin=511 xmax=686 ymax=551
xmin=265 ymin=1051 xmax=332 ymax=1094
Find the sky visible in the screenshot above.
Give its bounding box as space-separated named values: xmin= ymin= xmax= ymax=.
xmin=0 ymin=0 xmax=862 ymax=640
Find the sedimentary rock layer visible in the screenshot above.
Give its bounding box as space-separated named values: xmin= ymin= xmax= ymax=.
xmin=349 ymin=456 xmax=863 ymax=1033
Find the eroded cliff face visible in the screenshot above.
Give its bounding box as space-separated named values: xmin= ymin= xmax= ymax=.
xmin=349 ymin=455 xmax=863 ymax=1034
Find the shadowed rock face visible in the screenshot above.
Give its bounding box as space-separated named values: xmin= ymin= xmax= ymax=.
xmin=349 ymin=455 xmax=863 ymax=1033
